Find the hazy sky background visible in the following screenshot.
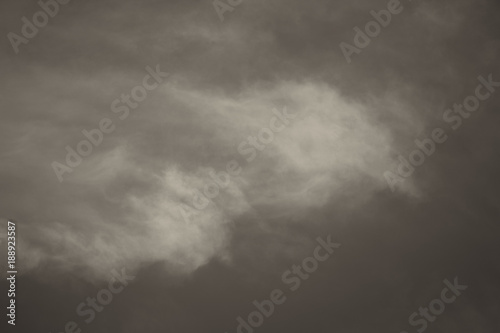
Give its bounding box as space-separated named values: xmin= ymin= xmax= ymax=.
xmin=1 ymin=0 xmax=499 ymax=332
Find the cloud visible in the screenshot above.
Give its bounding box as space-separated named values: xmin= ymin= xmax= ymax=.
xmin=11 ymin=74 xmax=425 ymax=283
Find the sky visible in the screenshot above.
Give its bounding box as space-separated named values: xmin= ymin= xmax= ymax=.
xmin=0 ymin=0 xmax=500 ymax=332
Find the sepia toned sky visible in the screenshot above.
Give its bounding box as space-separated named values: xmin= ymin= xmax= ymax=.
xmin=1 ymin=0 xmax=499 ymax=332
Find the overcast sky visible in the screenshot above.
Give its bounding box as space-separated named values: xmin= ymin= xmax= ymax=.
xmin=1 ymin=0 xmax=500 ymax=332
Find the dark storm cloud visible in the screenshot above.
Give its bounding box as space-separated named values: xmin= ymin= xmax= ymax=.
xmin=0 ymin=0 xmax=499 ymax=332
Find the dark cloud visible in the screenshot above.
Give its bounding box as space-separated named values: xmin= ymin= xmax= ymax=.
xmin=1 ymin=0 xmax=499 ymax=332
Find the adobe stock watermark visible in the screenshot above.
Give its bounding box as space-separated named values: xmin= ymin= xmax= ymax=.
xmin=340 ymin=0 xmax=404 ymax=64
xmin=400 ymin=276 xmax=467 ymax=333
xmin=178 ymin=106 xmax=298 ymax=223
xmin=51 ymin=64 xmax=169 ymax=182
xmin=226 ymin=235 xmax=341 ymax=333
xmin=7 ymin=0 xmax=72 ymax=54
xmin=49 ymin=268 xmax=135 ymax=333
xmin=213 ymin=0 xmax=243 ymax=22
xmin=384 ymin=73 xmax=499 ymax=192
